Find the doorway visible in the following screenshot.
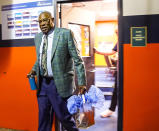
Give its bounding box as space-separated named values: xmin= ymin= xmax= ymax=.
xmin=54 ymin=0 xmax=122 ymax=131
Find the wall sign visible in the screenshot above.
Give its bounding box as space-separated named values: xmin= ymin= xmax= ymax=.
xmin=1 ymin=0 xmax=53 ymax=40
xmin=131 ymin=27 xmax=147 ymax=47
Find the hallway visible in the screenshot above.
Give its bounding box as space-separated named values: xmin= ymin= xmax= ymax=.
xmin=79 ymin=67 xmax=117 ymax=131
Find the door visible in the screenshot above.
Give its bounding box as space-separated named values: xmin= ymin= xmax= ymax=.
xmin=54 ymin=0 xmax=123 ymax=131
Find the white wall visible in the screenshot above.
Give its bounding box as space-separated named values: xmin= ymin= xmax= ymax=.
xmin=61 ymin=6 xmax=95 ymax=54
xmin=123 ymin=0 xmax=159 ymax=16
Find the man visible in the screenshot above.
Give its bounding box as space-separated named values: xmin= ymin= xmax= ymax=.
xmin=27 ymin=11 xmax=86 ymax=131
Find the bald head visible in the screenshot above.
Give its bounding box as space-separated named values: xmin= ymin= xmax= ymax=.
xmin=38 ymin=11 xmax=54 ymax=34
xmin=39 ymin=11 xmax=53 ymax=20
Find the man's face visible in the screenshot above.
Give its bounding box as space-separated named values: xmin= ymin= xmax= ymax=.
xmin=38 ymin=13 xmax=54 ymax=34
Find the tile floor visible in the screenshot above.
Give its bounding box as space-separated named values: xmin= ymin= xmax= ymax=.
xmin=0 ymin=129 xmax=21 ymax=131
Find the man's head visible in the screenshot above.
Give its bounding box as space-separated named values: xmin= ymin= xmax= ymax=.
xmin=38 ymin=11 xmax=54 ymax=34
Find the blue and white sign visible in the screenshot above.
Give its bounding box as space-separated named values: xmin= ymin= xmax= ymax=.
xmin=1 ymin=0 xmax=54 ymax=40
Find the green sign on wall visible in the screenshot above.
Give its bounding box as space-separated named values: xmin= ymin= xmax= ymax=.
xmin=131 ymin=27 xmax=147 ymax=47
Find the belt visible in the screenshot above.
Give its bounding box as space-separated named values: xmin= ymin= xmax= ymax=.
xmin=42 ymin=76 xmax=54 ymax=80
xmin=42 ymin=76 xmax=54 ymax=84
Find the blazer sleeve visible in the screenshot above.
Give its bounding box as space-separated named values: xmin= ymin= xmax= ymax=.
xmin=67 ymin=30 xmax=87 ymax=86
xmin=32 ymin=60 xmax=38 ymax=72
xmin=31 ymin=34 xmax=40 ymax=73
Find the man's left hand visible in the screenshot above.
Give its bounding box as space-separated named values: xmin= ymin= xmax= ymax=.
xmin=78 ymin=86 xmax=87 ymax=95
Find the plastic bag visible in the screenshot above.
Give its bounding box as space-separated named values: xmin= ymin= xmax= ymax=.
xmin=67 ymin=85 xmax=105 ymax=128
xmin=67 ymin=85 xmax=105 ymax=114
xmin=85 ymin=85 xmax=105 ymax=109
xmin=67 ymin=95 xmax=83 ymax=114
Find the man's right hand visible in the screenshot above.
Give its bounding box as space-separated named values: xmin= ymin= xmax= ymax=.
xmin=78 ymin=86 xmax=87 ymax=95
xmin=27 ymin=70 xmax=36 ymax=78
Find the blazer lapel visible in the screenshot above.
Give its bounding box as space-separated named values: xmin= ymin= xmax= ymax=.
xmin=51 ymin=28 xmax=60 ymax=59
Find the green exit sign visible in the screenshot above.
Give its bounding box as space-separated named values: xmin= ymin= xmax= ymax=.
xmin=131 ymin=27 xmax=147 ymax=47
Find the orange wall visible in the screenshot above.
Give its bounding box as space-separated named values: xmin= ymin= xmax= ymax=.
xmin=123 ymin=43 xmax=159 ymax=131
xmin=94 ymin=21 xmax=117 ymax=66
xmin=0 ymin=47 xmax=38 ymax=130
xmin=0 ymin=47 xmax=55 ymax=131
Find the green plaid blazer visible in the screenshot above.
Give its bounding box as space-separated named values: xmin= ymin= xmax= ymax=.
xmin=32 ymin=27 xmax=86 ymax=97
